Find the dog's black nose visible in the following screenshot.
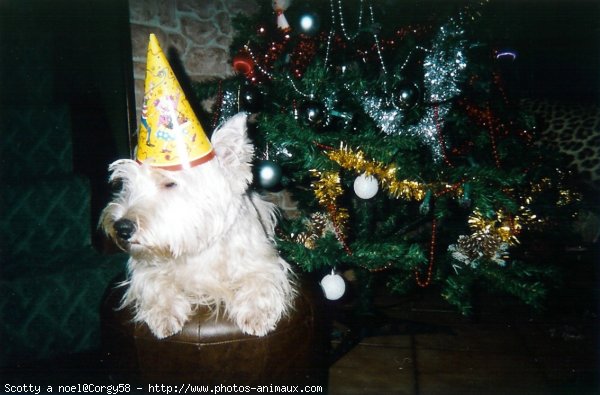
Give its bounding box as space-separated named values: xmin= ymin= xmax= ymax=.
xmin=113 ymin=218 xmax=136 ymax=241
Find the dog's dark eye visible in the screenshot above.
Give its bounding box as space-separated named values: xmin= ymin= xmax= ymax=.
xmin=163 ymin=182 xmax=177 ymax=189
xmin=111 ymin=178 xmax=124 ymax=193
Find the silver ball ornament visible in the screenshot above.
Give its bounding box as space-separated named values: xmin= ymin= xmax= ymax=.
xmin=256 ymin=160 xmax=282 ymax=190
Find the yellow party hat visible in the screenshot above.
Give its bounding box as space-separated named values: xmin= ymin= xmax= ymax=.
xmin=136 ymin=34 xmax=214 ymax=170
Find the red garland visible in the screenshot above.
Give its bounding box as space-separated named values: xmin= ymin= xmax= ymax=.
xmin=244 ymin=21 xmax=432 ymax=81
xmin=460 ymin=101 xmax=508 ymax=168
xmin=290 ymin=35 xmax=319 ymax=78
xmin=492 ymin=71 xmax=510 ymax=106
xmin=415 ymin=217 xmax=436 ymax=288
xmin=485 ymin=103 xmax=502 ymax=168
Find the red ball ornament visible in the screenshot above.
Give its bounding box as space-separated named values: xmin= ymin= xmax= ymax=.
xmin=232 ymin=52 xmax=255 ymax=79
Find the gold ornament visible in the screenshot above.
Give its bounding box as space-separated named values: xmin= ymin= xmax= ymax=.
xmin=468 ymin=209 xmax=520 ymax=245
xmin=459 ymin=231 xmax=503 ymax=258
xmin=449 ymin=229 xmax=509 ymax=268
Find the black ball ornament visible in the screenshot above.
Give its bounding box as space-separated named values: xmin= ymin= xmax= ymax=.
xmin=394 ymin=81 xmax=420 ymax=110
xmin=327 ymin=98 xmax=355 ymax=132
xmin=255 ymin=159 xmax=283 ymax=190
xmin=299 ymin=100 xmax=327 ymax=128
xmin=239 ymin=84 xmax=262 ymax=113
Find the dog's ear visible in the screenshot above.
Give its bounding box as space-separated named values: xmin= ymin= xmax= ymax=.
xmin=211 ymin=113 xmax=254 ymax=185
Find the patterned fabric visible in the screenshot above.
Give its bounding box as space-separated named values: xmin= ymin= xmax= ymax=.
xmin=521 ymin=99 xmax=600 ymax=190
xmin=0 ymin=176 xmax=91 ymax=256
xmin=0 ymin=105 xmax=73 ymax=181
xmin=0 ymin=171 xmax=126 ymax=366
xmin=0 ymin=99 xmax=129 ymax=366
xmin=0 ymin=250 xmax=127 ymax=366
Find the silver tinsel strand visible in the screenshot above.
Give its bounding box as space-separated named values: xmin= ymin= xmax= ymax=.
xmin=358 ymin=16 xmax=468 ymax=161
xmin=217 ymin=89 xmax=238 ymax=126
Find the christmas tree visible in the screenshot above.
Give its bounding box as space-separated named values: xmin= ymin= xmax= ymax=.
xmin=194 ymin=0 xmax=580 ymax=315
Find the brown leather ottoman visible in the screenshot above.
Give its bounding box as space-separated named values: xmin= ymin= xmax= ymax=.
xmin=100 ymin=277 xmax=329 ymax=387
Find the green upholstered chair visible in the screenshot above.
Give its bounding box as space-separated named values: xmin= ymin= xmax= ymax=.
xmin=0 ymin=104 xmax=126 ymax=366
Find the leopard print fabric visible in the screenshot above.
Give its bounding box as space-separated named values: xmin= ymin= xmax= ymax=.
xmin=521 ymin=100 xmax=600 ymax=191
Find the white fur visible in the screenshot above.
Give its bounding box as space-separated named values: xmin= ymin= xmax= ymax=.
xmin=100 ymin=113 xmax=295 ymax=338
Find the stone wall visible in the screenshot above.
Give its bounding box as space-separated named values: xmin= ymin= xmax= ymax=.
xmin=128 ymin=0 xmax=257 ymax=112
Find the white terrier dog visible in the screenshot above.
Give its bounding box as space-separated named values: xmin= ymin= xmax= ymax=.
xmin=100 ymin=114 xmax=295 ymax=339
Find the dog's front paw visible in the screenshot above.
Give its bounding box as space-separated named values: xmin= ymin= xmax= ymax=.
xmin=230 ymin=278 xmax=292 ymax=337
xmin=143 ymin=308 xmax=189 ymax=339
xmin=235 ymin=308 xmax=278 ymax=337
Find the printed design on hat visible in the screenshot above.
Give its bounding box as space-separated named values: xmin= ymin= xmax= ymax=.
xmin=135 ymin=34 xmax=213 ymax=170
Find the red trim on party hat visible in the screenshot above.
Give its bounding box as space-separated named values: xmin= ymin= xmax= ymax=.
xmin=136 ymin=150 xmax=216 ymax=171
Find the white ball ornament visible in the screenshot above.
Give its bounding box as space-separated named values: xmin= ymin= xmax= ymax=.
xmin=320 ymin=271 xmax=346 ymax=301
xmin=353 ymin=173 xmax=379 ymax=199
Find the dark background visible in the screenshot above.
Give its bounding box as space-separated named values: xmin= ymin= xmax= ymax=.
xmin=483 ymin=0 xmax=599 ymax=102
xmin=0 ymin=0 xmax=135 ymax=172
xmin=371 ymin=0 xmax=600 ymax=103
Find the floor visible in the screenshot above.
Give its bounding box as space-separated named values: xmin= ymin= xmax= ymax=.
xmin=327 ymin=248 xmax=599 ymax=395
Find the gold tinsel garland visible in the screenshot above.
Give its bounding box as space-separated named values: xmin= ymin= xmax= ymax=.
xmin=468 ymin=209 xmax=521 ymax=246
xmin=324 ymin=143 xmax=428 ymax=201
xmin=308 ymin=143 xmax=577 ymax=268
xmin=449 ymin=172 xmax=582 ymax=268
xmin=311 ymin=144 xmax=429 ymax=251
xmin=309 ymin=143 xmax=466 ymax=255
xmin=529 ymin=170 xmax=582 ymax=207
xmin=310 ymin=169 xmax=351 ymax=251
xmin=448 ymin=209 xmax=523 ymax=268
